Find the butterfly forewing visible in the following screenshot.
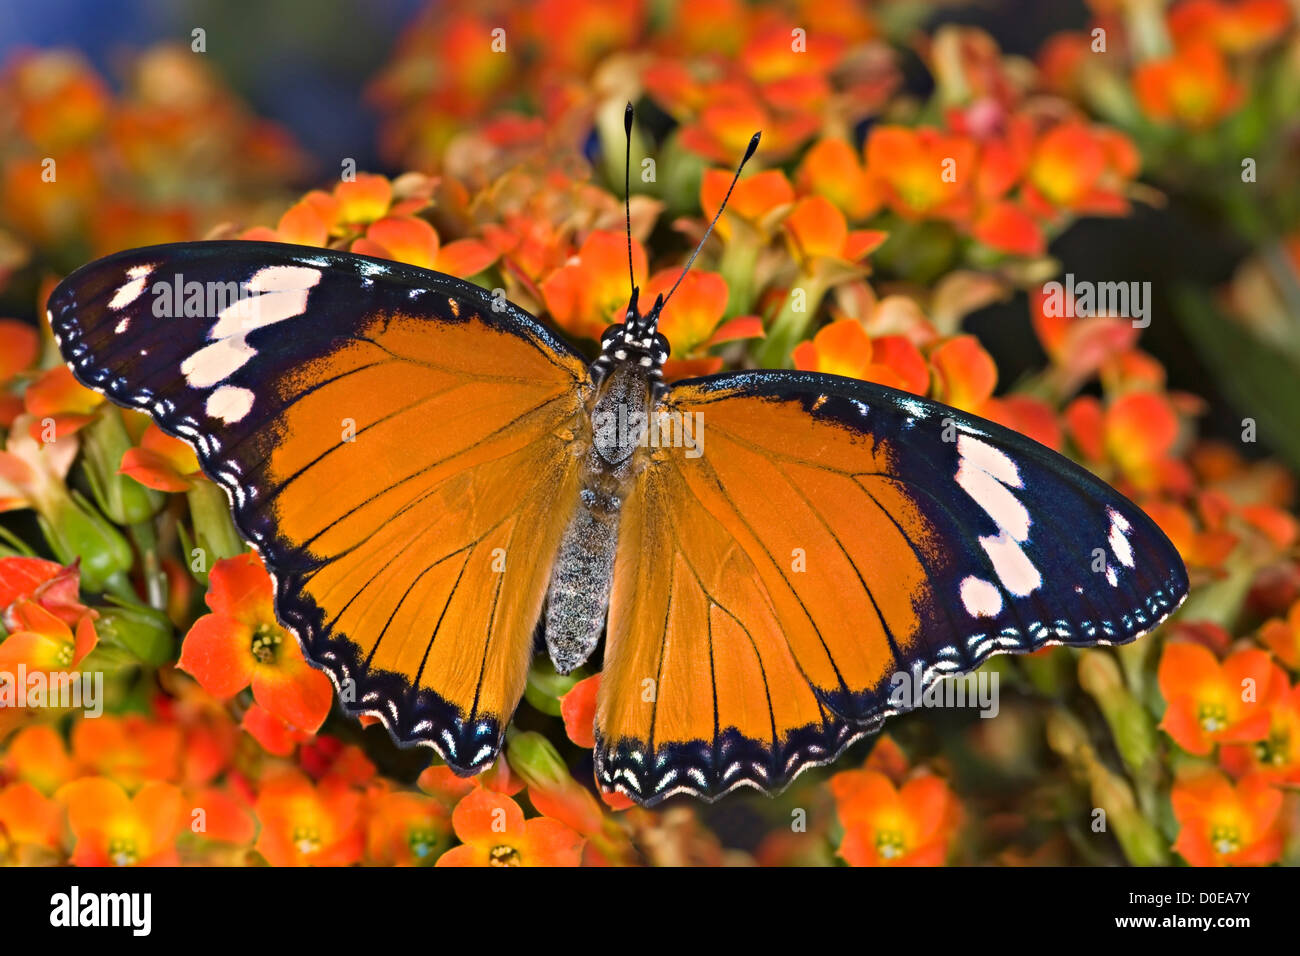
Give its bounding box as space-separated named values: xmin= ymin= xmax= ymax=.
xmin=50 ymin=241 xmax=591 ymax=773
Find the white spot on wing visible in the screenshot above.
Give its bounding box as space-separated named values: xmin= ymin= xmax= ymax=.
xmin=957 ymin=434 xmax=1021 ymax=487
xmin=246 ymin=265 xmax=321 ymax=293
xmin=959 ymin=576 xmax=1003 ymax=617
xmin=979 ymin=529 xmax=1042 ymax=597
xmin=1107 ymin=507 xmax=1135 ymax=568
xmin=210 ymin=288 xmax=312 ymax=337
xmin=205 ymin=385 xmax=254 ymax=423
xmin=108 ymin=264 xmax=154 ymax=310
xmin=182 ymin=336 xmax=255 ymax=387
xmin=956 ymin=459 xmax=1030 ymax=541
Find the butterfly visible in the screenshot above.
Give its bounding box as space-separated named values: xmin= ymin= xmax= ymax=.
xmin=47 ymin=108 xmax=1187 ymax=807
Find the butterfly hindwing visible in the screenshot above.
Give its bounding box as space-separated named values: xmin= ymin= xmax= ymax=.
xmin=50 ymin=240 xmax=592 ymax=773
xmin=595 ymin=370 xmax=1187 ymax=804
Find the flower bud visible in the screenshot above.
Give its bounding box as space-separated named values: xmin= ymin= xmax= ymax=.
xmin=80 ymin=407 xmax=164 ymax=524
xmin=94 ymin=601 xmax=175 ymax=665
xmin=37 ymin=488 xmax=133 ymax=595
xmin=1079 ymin=649 xmax=1159 ymax=782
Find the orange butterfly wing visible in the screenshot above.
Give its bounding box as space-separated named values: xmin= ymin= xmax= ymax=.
xmin=272 ymin=314 xmax=587 ymax=770
xmin=51 ymin=242 xmax=590 ymax=773
xmin=595 ymin=372 xmax=1186 ymax=804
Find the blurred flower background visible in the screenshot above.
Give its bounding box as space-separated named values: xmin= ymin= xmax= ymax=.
xmin=2 ymin=0 xmax=1300 ymax=866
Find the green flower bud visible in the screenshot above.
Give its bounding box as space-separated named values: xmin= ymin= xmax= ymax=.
xmin=523 ymin=659 xmax=579 ymax=717
xmin=95 ymin=600 xmax=175 ymax=666
xmin=185 ymin=480 xmax=245 ymax=581
xmin=80 ymin=407 xmax=164 ymax=524
xmin=38 ymin=488 xmax=134 ymax=594
xmin=1079 ymin=650 xmax=1160 ymax=782
xmin=505 ymin=730 xmax=571 ymax=792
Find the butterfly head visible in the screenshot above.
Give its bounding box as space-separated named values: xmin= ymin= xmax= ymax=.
xmin=595 ymin=286 xmax=670 ymax=380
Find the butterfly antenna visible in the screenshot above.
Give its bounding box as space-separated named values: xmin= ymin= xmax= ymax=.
xmin=659 ymin=130 xmax=761 ymax=312
xmin=624 ymin=101 xmax=636 ymax=299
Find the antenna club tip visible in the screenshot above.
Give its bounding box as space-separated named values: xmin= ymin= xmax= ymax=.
xmin=624 ymin=102 xmax=634 ymax=128
xmin=744 ymin=131 xmax=761 ymax=160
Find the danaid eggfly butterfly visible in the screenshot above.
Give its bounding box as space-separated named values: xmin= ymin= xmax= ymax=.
xmin=47 ymin=107 xmax=1187 ymax=806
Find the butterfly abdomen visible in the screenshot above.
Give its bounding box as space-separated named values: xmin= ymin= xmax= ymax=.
xmin=545 ymin=486 xmax=620 ymax=674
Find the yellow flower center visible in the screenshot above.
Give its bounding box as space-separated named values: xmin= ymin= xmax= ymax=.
xmin=489 ymin=844 xmax=521 ymax=866
xmin=107 ymin=837 xmax=139 ymax=866
xmin=55 ymin=642 xmax=75 ymax=667
xmin=1209 ymin=824 xmax=1240 ymax=857
xmin=875 ymin=829 xmax=907 ymax=860
xmin=408 ymin=829 xmax=437 ymax=860
xmin=1197 ymin=701 xmax=1229 ymax=733
xmin=292 ymin=826 xmax=321 ymax=856
xmin=1255 ymin=727 xmax=1292 ymax=768
xmin=251 ymin=625 xmax=282 ymax=665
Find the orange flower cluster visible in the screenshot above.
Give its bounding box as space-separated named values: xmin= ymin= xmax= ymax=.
xmin=0 ymin=554 xmax=604 ymax=867
xmin=1042 ymin=0 xmax=1291 ymax=130
xmin=0 ymin=47 xmax=302 ymax=264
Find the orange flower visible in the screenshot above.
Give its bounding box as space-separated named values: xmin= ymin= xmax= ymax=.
xmin=1030 ymin=287 xmax=1139 ymax=397
xmin=184 ymin=785 xmax=257 ymax=847
xmin=71 ymin=713 xmax=181 ymax=790
xmin=0 ymin=319 xmax=39 ymax=427
xmin=1157 ymin=643 xmax=1282 ymax=755
xmin=6 ymin=50 xmax=110 ymax=152
xmin=119 ymin=423 xmax=201 ymax=492
xmin=0 ymin=413 xmax=80 ymax=513
xmin=1142 ymin=499 xmax=1239 ymax=570
xmin=22 ymin=366 xmax=104 ymax=443
xmin=679 ymin=95 xmax=816 ymax=165
xmin=1220 ymin=681 xmax=1300 ymax=784
xmin=796 ymin=138 xmax=880 ymax=221
xmin=1134 ymin=42 xmax=1242 ymax=129
xmin=178 ymin=553 xmax=333 ymax=735
xmin=929 ymin=334 xmax=998 ymax=414
xmin=559 ymin=673 xmax=600 ymax=749
xmin=243 ymin=173 xmax=434 ymax=246
xmin=0 ymin=556 xmax=92 ymax=629
xmin=0 ymin=782 xmax=62 ymax=860
xmin=740 ymin=22 xmax=842 ymax=113
xmin=700 ymin=168 xmax=795 ymax=243
xmin=253 ymin=774 xmax=364 ymax=866
xmin=1170 ymin=770 xmax=1283 ymax=866
xmin=334 ymin=173 xmax=396 ymax=226
xmin=351 ymin=215 xmax=498 ymax=276
xmin=640 ymin=269 xmax=762 ymax=379
xmin=541 ymin=230 xmax=647 ymax=341
xmin=1104 ymin=391 xmax=1181 ymax=491
xmin=436 ymin=787 xmax=583 ymax=867
xmin=366 ymin=790 xmax=452 ymax=865
xmin=783 ymin=196 xmax=887 ymax=274
xmin=830 ymin=769 xmax=957 ymax=866
xmin=2 ymin=724 xmax=75 ymax=795
xmin=792 ymin=320 xmax=929 ymax=395
xmin=417 ymin=764 xmax=477 ymax=809
xmin=971 ymin=200 xmax=1045 ymax=256
xmin=865 ymin=126 xmax=976 ymax=220
xmin=58 ymin=777 xmax=183 ymax=866
xmin=1023 ymin=122 xmax=1138 ymax=218
xmin=1168 ymin=0 xmax=1291 ymax=55
xmin=1259 ymin=600 xmax=1300 ymax=670
xmin=0 ymin=600 xmax=96 ymax=674
xmin=240 ymin=702 xmax=312 ymax=757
